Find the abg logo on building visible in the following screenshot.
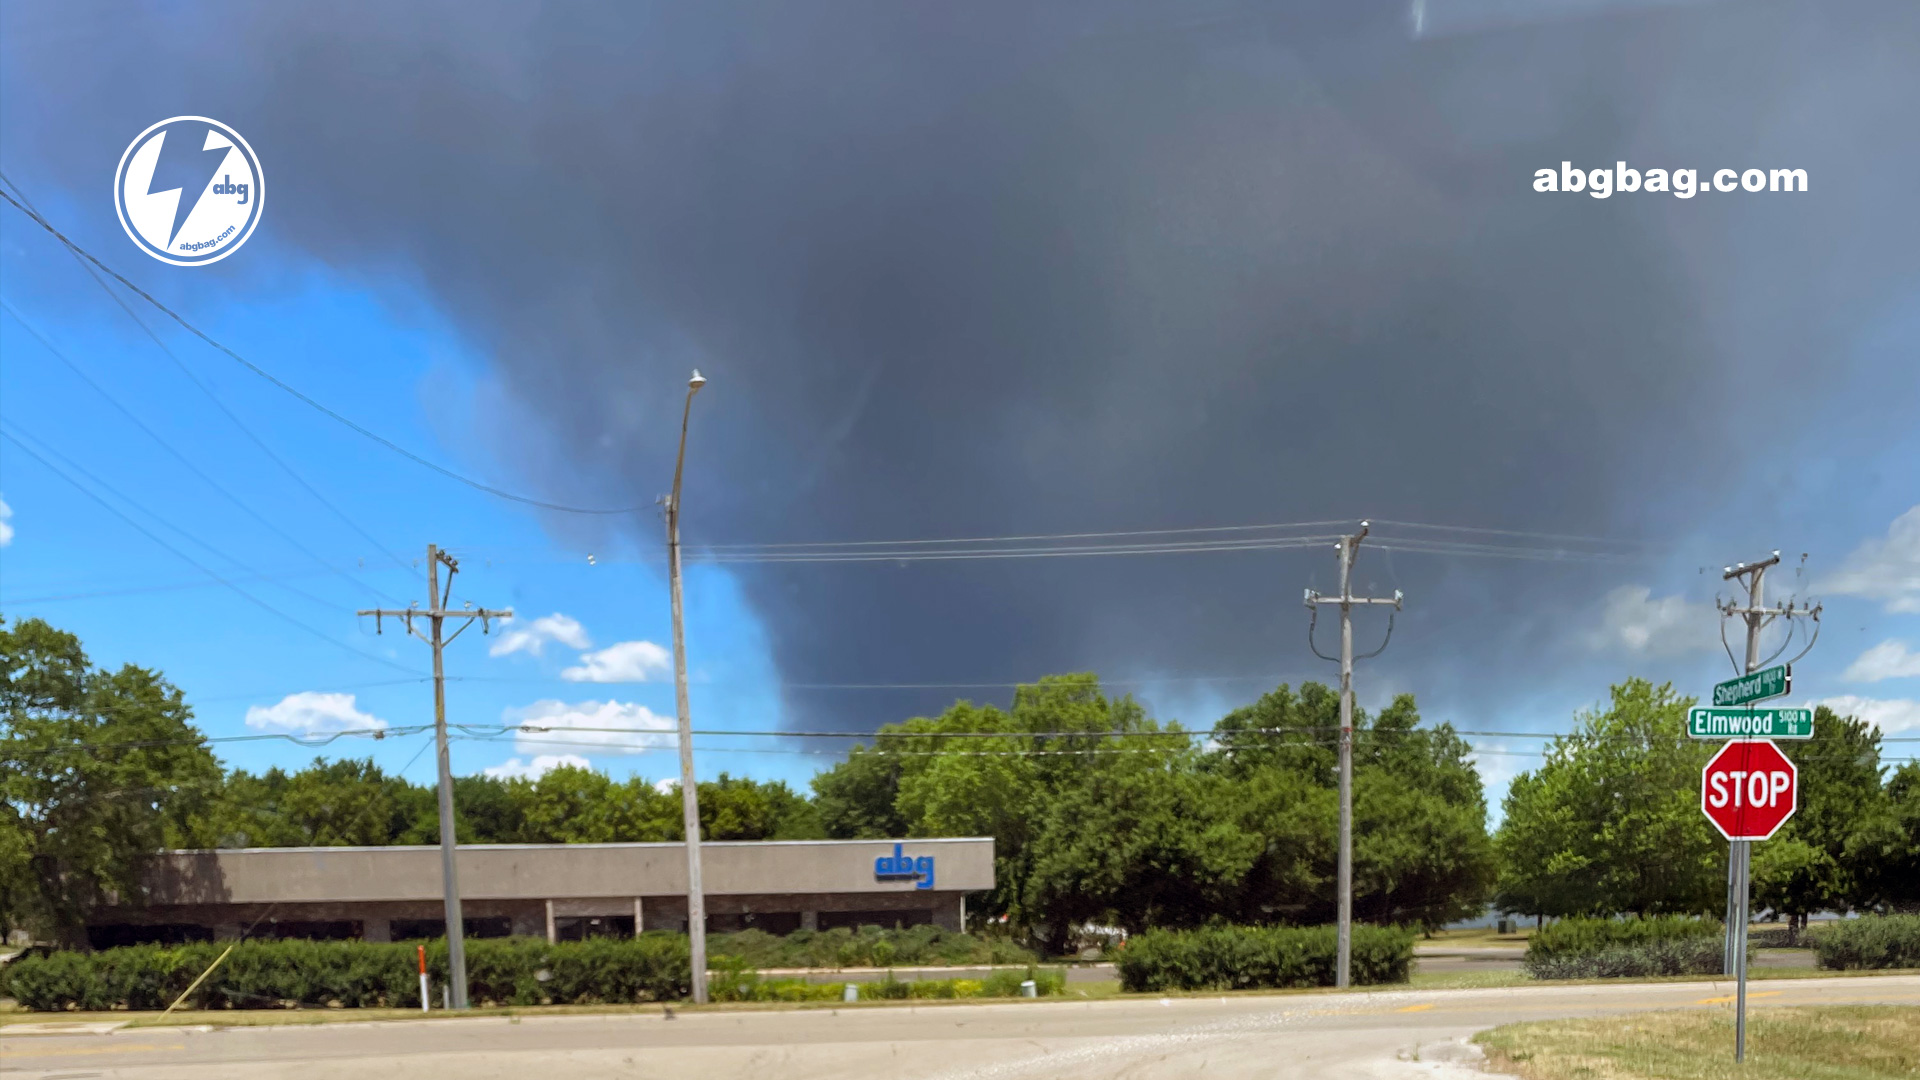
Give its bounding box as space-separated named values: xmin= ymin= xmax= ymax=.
xmin=114 ymin=116 xmax=264 ymax=266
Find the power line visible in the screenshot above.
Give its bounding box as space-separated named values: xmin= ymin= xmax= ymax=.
xmin=1365 ymin=518 xmax=1655 ymax=550
xmin=0 ymin=425 xmax=423 ymax=677
xmin=1 ymin=418 xmax=366 ymax=618
xmin=19 ymin=719 xmax=1916 ymax=763
xmin=455 ymin=521 xmax=1655 ymax=567
xmin=697 ymin=519 xmax=1356 ymax=551
xmin=0 ymin=170 xmax=419 ymax=580
xmin=2 ymin=565 xmax=384 ymax=606
xmin=0 ymin=187 xmax=642 ymax=517
xmin=1 ymin=301 xmax=406 ymax=606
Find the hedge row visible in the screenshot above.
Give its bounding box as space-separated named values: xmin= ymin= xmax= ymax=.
xmin=1525 ymin=916 xmax=1722 ymax=962
xmin=1113 ymin=925 xmax=1414 ymax=992
xmin=1812 ymin=915 xmax=1920 ymax=970
xmin=4 ymin=935 xmax=689 ymax=1011
xmin=710 ymin=926 xmax=1034 ymax=969
xmin=1524 ymin=936 xmax=1729 ymax=979
xmin=1522 ymin=916 xmax=1727 ymax=980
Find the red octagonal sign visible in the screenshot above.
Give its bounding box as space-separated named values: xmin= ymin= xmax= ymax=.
xmin=1701 ymin=738 xmax=1797 ymax=841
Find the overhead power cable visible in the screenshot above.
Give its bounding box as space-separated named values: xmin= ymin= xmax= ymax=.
xmin=0 ymin=187 xmax=642 ymax=516
xmin=697 ymin=519 xmax=1356 ymax=551
xmin=1 ymin=301 xmax=405 ymax=606
xmin=0 ymin=170 xmax=420 ymax=579
xmin=456 ymin=519 xmax=1653 ymax=568
xmin=0 ymin=425 xmax=423 ymax=677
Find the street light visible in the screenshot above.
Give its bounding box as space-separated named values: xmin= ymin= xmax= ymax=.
xmin=667 ymin=368 xmax=708 ymax=1003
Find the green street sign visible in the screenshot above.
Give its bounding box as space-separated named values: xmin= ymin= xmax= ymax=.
xmin=1687 ymin=706 xmax=1814 ymax=740
xmin=1713 ymin=664 xmax=1791 ymax=707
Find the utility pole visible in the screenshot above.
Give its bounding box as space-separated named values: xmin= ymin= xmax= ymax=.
xmin=360 ymin=544 xmax=510 ymax=1010
xmin=666 ymin=370 xmax=709 ymax=1003
xmin=1715 ymin=551 xmax=1818 ymax=1063
xmin=1304 ymin=521 xmax=1403 ymax=990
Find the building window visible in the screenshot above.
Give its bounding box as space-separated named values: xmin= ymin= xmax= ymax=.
xmin=256 ymin=920 xmax=361 ymax=941
xmin=707 ymin=911 xmax=803 ymax=935
xmin=87 ymin=924 xmax=214 ymax=949
xmin=391 ymin=917 xmax=514 ymax=940
xmin=556 ymin=915 xmax=636 ymax=941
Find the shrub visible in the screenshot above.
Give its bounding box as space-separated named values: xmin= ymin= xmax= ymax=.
xmin=707 ymin=925 xmax=1035 ymax=970
xmin=1524 ymin=937 xmax=1730 ymax=979
xmin=3 ymin=935 xmax=691 ymax=1012
xmin=1525 ymin=916 xmax=1721 ymax=962
xmin=1114 ymin=925 xmax=1414 ymax=992
xmin=866 ymin=966 xmax=1059 ymax=1000
xmin=1522 ymin=916 xmax=1731 ymax=979
xmin=1812 ymin=915 xmax=1920 ymax=970
xmin=3 ymin=934 xmax=1051 ymax=1011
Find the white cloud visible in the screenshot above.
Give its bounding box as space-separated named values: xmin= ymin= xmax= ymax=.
xmin=484 ymin=753 xmax=592 ymax=780
xmin=503 ymin=698 xmax=675 ymax=756
xmin=1587 ymin=585 xmax=1716 ymax=656
xmin=1816 ymin=695 xmax=1920 ymax=736
xmin=653 ymin=777 xmax=679 ymax=795
xmin=0 ymin=494 xmax=13 ymax=546
xmin=1842 ymin=640 xmax=1920 ymax=683
xmin=488 ymin=613 xmax=592 ymax=658
xmin=1469 ymin=741 xmax=1536 ymax=818
xmin=1824 ymin=505 xmax=1920 ymax=613
xmin=561 ymin=640 xmax=672 ymax=683
xmin=245 ymin=691 xmax=388 ymax=734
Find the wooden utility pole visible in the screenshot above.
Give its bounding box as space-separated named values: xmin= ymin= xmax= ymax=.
xmin=361 ymin=544 xmax=511 ymax=1010
xmin=1304 ymin=521 xmax=1403 ymax=990
xmin=1715 ymin=551 xmax=1818 ymax=1062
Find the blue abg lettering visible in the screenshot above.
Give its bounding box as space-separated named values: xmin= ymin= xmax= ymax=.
xmin=873 ymin=843 xmax=936 ymax=890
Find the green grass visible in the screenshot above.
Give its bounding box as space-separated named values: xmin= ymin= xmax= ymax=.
xmin=1478 ymin=1006 xmax=1919 ymax=1080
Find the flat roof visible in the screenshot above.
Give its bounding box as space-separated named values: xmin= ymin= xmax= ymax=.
xmin=141 ymin=837 xmax=996 ymax=904
xmin=163 ymin=837 xmax=994 ymax=856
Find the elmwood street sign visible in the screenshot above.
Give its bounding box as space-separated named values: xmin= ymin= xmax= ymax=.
xmin=1712 ymin=664 xmax=1790 ymax=707
xmin=1687 ymin=705 xmax=1814 ymax=740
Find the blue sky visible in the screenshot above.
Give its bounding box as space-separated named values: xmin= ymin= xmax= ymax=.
xmin=2 ymin=1 xmax=1918 ymax=819
xmin=0 ymin=182 xmax=808 ymax=789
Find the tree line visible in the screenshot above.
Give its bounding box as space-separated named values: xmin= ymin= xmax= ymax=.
xmin=5 ymin=615 xmax=1917 ymax=949
xmin=1494 ymin=678 xmax=1920 ymax=929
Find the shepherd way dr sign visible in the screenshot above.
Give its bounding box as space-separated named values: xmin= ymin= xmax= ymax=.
xmin=1712 ymin=664 xmax=1791 ymax=707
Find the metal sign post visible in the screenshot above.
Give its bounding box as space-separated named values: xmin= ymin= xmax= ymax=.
xmin=1700 ymin=737 xmax=1798 ymax=1064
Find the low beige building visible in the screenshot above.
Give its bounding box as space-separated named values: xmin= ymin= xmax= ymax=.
xmin=91 ymin=838 xmax=993 ymax=948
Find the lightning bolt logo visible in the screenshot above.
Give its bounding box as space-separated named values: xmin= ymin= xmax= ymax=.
xmin=115 ymin=115 xmax=265 ymax=266
xmin=144 ymin=121 xmax=232 ymax=247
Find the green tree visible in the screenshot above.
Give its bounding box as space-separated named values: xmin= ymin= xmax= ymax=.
xmin=1755 ymin=706 xmax=1888 ymax=928
xmin=200 ymin=759 xmax=436 ymax=848
xmin=811 ymin=674 xmax=1493 ymax=944
xmin=697 ymin=774 xmax=824 ymax=840
xmin=451 ymin=773 xmax=528 ymax=843
xmin=1 ymin=617 xmax=221 ymax=945
xmin=1493 ymin=679 xmax=1720 ymax=918
xmin=1211 ymin=685 xmax=1494 ymax=928
xmin=1848 ymin=762 xmax=1920 ymax=913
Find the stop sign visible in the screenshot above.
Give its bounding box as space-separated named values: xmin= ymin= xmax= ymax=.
xmin=1701 ymin=738 xmax=1798 ymax=840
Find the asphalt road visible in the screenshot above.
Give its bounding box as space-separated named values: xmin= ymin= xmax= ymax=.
xmin=5 ymin=975 xmax=1915 ymax=1080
